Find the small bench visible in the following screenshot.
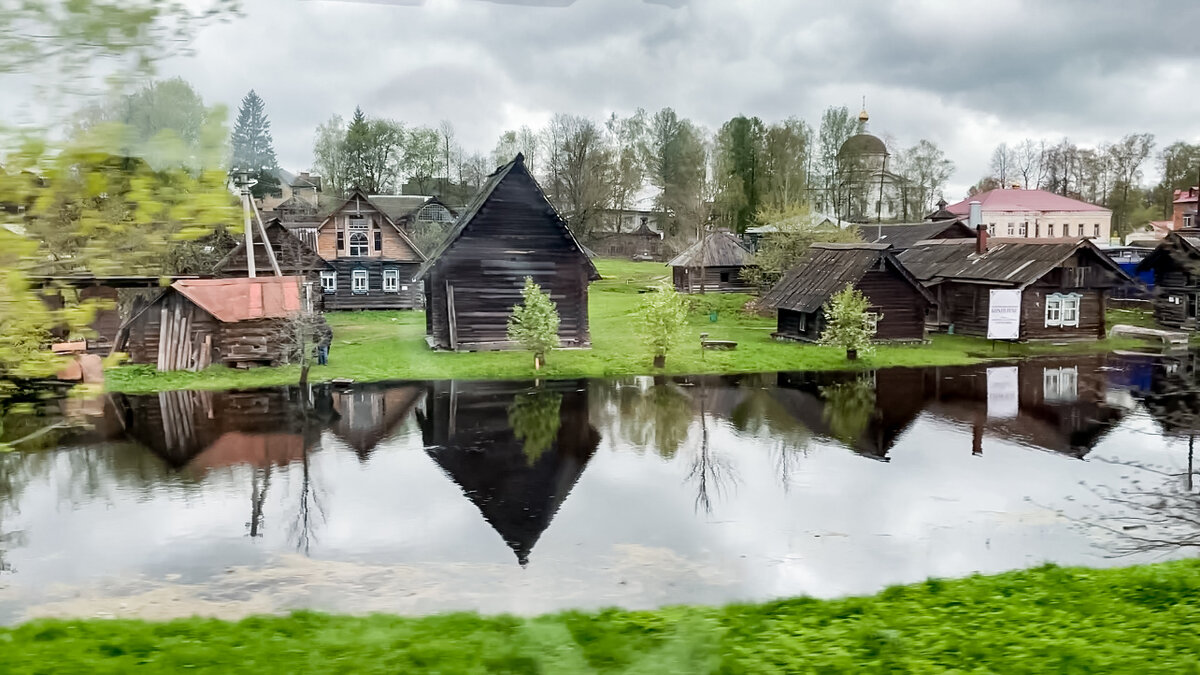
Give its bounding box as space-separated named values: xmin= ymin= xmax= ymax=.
xmin=701 ymin=339 xmax=737 ymax=350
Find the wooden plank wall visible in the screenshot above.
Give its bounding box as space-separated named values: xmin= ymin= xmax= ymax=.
xmin=321 ymin=260 xmax=423 ymax=310
xmin=672 ymin=266 xmax=755 ymax=294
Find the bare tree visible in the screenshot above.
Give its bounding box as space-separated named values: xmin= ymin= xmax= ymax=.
xmin=989 ymin=142 xmax=1015 ymax=186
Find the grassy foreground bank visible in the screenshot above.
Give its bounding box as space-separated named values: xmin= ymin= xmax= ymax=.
xmin=106 ymin=259 xmax=1143 ymax=394
xmin=4 ymin=560 xmax=1199 ymax=673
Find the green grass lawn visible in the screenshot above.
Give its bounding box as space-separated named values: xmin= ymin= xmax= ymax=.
xmin=106 ymin=259 xmax=1146 ymax=394
xmin=4 ymin=559 xmax=1199 ymax=673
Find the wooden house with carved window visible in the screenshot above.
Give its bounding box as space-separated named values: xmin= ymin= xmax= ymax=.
xmin=212 ymin=218 xmax=333 ymax=289
xmin=312 ymin=187 xmax=427 ymax=310
xmin=414 ymin=153 xmax=599 ymax=351
xmin=1135 ymin=230 xmax=1200 ymax=329
xmin=761 ymin=243 xmax=936 ymax=342
xmin=897 ymin=235 xmax=1131 ymax=340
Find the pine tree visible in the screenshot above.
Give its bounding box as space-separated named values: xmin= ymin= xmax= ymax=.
xmin=344 ymin=106 xmax=370 ymax=191
xmin=230 ymin=89 xmax=281 ymax=199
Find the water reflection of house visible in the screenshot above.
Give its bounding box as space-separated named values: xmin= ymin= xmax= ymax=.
xmin=112 ymin=388 xmax=324 ymax=473
xmin=1137 ymin=352 xmax=1200 ymax=438
xmin=326 ymin=382 xmax=423 ymax=460
xmin=417 ymin=379 xmax=599 ymax=566
xmin=925 ymin=356 xmax=1130 ymax=457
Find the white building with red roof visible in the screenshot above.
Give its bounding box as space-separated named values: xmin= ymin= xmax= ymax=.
xmin=946 ymin=187 xmax=1112 ymax=242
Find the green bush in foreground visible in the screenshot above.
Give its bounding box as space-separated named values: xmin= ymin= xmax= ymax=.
xmin=3 ymin=560 xmax=1200 ymax=673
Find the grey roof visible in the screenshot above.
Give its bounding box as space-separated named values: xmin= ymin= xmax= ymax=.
xmin=898 ymin=238 xmax=1132 ymax=288
xmin=868 ymin=220 xmax=974 ymax=251
xmin=668 ymin=231 xmax=754 ymax=268
xmin=1135 ymin=230 xmax=1200 ymax=274
xmin=838 ymin=133 xmax=888 ymax=158
xmin=369 ymin=194 xmax=433 ymax=222
xmin=760 ymin=243 xmax=933 ymax=313
xmin=413 ymin=154 xmax=599 ymax=281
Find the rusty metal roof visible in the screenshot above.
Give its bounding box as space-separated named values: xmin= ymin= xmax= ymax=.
xmin=668 ymin=230 xmax=754 ymax=268
xmin=898 ymin=238 xmax=1130 ymax=288
xmin=172 ymin=276 xmax=304 ymax=323
xmin=761 ymin=243 xmax=933 ymax=313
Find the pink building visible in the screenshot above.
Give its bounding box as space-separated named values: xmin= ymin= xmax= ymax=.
xmin=947 ymin=187 xmax=1111 ymax=242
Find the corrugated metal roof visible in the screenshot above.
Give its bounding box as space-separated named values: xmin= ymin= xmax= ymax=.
xmin=868 ymin=220 xmax=974 ymax=250
xmin=947 ymin=189 xmax=1108 ymax=214
xmin=760 ymin=243 xmax=932 ymax=313
xmin=668 ymin=231 xmax=754 ymax=268
xmin=898 ymin=238 xmax=1129 ymax=288
xmin=172 ymin=277 xmax=304 ymax=323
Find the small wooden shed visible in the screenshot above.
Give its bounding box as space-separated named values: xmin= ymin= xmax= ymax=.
xmin=668 ymin=230 xmax=756 ymax=293
xmin=414 ymin=153 xmax=599 ymax=351
xmin=1135 ymin=230 xmax=1200 ymax=328
xmin=590 ymin=220 xmax=667 ymax=260
xmin=115 ymin=276 xmax=310 ymax=371
xmin=761 ymin=243 xmax=936 ymax=342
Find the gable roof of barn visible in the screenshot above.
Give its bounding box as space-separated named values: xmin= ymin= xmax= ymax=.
xmin=760 ymin=243 xmax=934 ymax=313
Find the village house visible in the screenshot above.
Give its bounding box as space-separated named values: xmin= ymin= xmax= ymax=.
xmin=212 ymin=218 xmax=333 ymax=291
xmin=589 ymin=220 xmax=667 ymax=260
xmin=415 ymin=153 xmax=599 ymax=351
xmin=898 ymin=212 xmax=1131 ymax=340
xmin=668 ymin=229 xmax=756 ymax=293
xmin=1135 ymin=229 xmax=1200 ymax=328
xmin=114 ymin=276 xmax=317 ymax=371
xmin=946 ymin=187 xmax=1112 ymax=242
xmin=761 ymin=243 xmax=935 ymax=343
xmin=308 ymin=187 xmax=427 ymax=311
xmin=866 ymin=218 xmax=976 ymax=251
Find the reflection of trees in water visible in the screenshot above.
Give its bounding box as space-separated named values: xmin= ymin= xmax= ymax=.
xmin=730 ymin=386 xmax=812 ymax=489
xmin=590 ymin=378 xmax=694 ymax=459
xmin=687 ymin=380 xmax=737 ymax=514
xmin=508 ymin=389 xmax=563 ymax=465
xmin=820 ymin=376 xmax=876 ymax=447
xmin=289 ymin=449 xmax=327 ymax=556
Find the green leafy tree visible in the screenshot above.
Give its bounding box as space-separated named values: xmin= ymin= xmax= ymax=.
xmin=641 ymin=108 xmax=706 ymax=237
xmin=819 ymin=285 xmax=878 ymax=360
xmin=230 ymin=89 xmax=280 ymax=198
xmin=403 ymin=126 xmax=442 ymax=195
xmin=713 ymin=115 xmax=766 ymax=233
xmin=507 ymin=277 xmax=560 ymax=369
xmin=636 ymin=283 xmax=688 ymax=368
xmin=312 ymin=114 xmax=349 ymax=198
xmin=745 ymin=205 xmax=861 ymax=289
xmin=508 ymin=389 xmax=563 ymax=465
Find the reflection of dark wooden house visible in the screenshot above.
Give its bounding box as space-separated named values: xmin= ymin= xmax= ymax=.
xmin=1135 ymin=231 xmax=1200 ymax=328
xmin=213 ymin=218 xmax=332 ymax=286
xmin=590 ymin=221 xmax=667 ymax=260
xmin=327 ymin=382 xmax=423 ymax=460
xmin=899 ymin=237 xmax=1130 ymax=340
xmin=761 ymin=243 xmax=935 ymax=342
xmin=415 ymin=154 xmax=599 ymax=351
xmin=417 ymin=379 xmax=599 ymax=566
xmin=313 ymin=187 xmax=427 ymax=311
xmin=668 ymin=230 xmax=756 ymax=293
xmin=115 ymin=276 xmax=307 ymax=371
xmin=112 ymin=387 xmax=324 ymax=474
xmin=867 ymin=219 xmax=975 ymax=251
xmin=927 ymin=356 xmax=1128 ymax=457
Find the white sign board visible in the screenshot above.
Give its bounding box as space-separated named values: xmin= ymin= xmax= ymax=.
xmin=987 ymin=366 xmax=1019 ymax=419
xmin=987 ymin=289 xmax=1022 ymax=340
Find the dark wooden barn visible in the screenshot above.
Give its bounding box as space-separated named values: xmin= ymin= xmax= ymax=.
xmin=312 ymin=187 xmax=427 ymax=311
xmin=414 ymin=153 xmax=599 ymax=351
xmin=589 ymin=220 xmax=668 ymax=261
xmin=213 ymin=218 xmax=332 ymax=286
xmin=667 ymin=230 xmax=756 ymax=293
xmin=1135 ymin=230 xmax=1200 ymax=329
xmin=114 ymin=276 xmax=314 ymax=371
xmin=898 ymin=237 xmax=1131 ymax=340
xmin=867 ymin=219 xmax=975 ymax=251
xmin=761 ymin=243 xmax=935 ymax=342
xmin=417 ymin=379 xmax=599 ymax=566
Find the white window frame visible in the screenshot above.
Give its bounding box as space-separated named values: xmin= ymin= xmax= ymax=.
xmin=1043 ymin=366 xmax=1079 ymax=402
xmin=1045 ymin=292 xmax=1081 ymax=328
xmin=349 ymin=231 xmax=369 ymax=257
xmin=352 ymin=269 xmax=369 ymax=294
xmin=320 ymin=270 xmax=337 ymax=293
xmin=1007 ymin=222 xmax=1015 ymax=236
xmin=1093 ymin=223 xmax=1100 ymax=238
xmin=1047 ymin=223 xmax=1054 ymax=237
xmin=383 ymin=268 xmax=399 ymax=293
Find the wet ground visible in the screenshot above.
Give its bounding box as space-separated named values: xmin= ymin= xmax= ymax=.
xmin=1 ymin=352 xmax=1197 ymax=623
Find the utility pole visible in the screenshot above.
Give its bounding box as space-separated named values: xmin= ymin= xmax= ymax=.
xmin=234 ymin=169 xmax=258 ymax=278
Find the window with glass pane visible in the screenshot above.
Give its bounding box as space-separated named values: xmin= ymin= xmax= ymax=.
xmin=352 ymin=270 xmax=368 ymax=293
xmin=349 ymin=232 xmax=369 ymax=256
xmin=1093 ymin=224 xmax=1100 ymax=238
xmin=320 ymin=271 xmax=336 ymax=293
xmin=1045 ymin=295 xmax=1062 ymax=326
xmin=383 ymin=269 xmax=399 ymax=292
xmin=1062 ymin=295 xmax=1079 ymax=325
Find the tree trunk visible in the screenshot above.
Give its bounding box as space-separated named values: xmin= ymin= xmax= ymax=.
xmin=846 ymin=348 xmax=858 ymax=361
xmin=534 ymin=353 xmax=543 ymax=370
xmin=299 ymin=362 xmax=310 ymax=386
xmin=653 ymin=354 xmax=666 ymax=368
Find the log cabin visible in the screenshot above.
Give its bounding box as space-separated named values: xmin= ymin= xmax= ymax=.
xmin=761 ymin=243 xmax=936 ymax=342
xmin=311 ymin=187 xmax=427 ymax=311
xmin=898 ymin=232 xmax=1131 ymax=340
xmin=114 ymin=276 xmax=316 ymax=371
xmin=589 ymin=220 xmax=668 ymax=261
xmin=414 ymin=153 xmax=599 ymax=351
xmin=1135 ymin=230 xmax=1200 ymax=328
xmin=667 ymin=229 xmax=756 ymax=293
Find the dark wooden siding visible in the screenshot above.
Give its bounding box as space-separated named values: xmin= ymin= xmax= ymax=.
xmin=321 ymin=260 xmax=423 ymax=311
xmin=589 ymin=232 xmax=666 ymax=260
xmin=672 ymin=265 xmax=754 ymax=294
xmin=1144 ymin=240 xmax=1200 ymax=328
xmin=775 ymin=308 xmax=823 ymax=342
xmin=426 ymin=167 xmax=592 ymax=350
xmin=773 ymin=267 xmax=927 ymax=342
xmin=123 ymin=291 xmax=220 ymax=368
xmin=933 ymin=283 xmax=1107 ymax=340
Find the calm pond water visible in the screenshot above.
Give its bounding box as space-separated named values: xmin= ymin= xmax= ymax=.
xmin=1 ymin=353 xmax=1198 ymax=623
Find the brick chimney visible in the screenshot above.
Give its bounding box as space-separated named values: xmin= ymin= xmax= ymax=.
xmin=969 ymin=200 xmax=986 ymax=253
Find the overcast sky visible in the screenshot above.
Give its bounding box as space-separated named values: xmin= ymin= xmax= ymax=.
xmin=156 ymin=0 xmax=1200 ymax=199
